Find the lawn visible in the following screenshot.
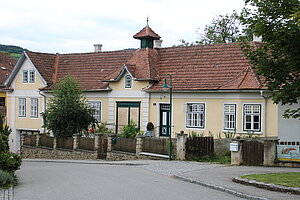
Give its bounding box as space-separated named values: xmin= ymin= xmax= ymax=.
xmin=241 ymin=172 xmax=300 ymax=188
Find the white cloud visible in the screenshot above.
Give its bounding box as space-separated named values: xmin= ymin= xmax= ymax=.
xmin=0 ymin=0 xmax=245 ymax=53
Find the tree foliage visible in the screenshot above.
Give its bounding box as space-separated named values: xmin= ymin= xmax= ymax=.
xmin=196 ymin=11 xmax=252 ymax=44
xmin=43 ymin=75 xmax=95 ymax=137
xmin=241 ymin=0 xmax=300 ymax=119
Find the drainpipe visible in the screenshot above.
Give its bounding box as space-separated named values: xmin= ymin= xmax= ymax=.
xmin=260 ymin=90 xmax=267 ymax=137
xmin=38 ymin=90 xmax=47 ymax=134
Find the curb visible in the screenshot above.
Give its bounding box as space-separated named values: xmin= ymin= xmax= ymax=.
xmin=173 ymin=175 xmax=269 ymax=200
xmin=233 ymin=177 xmax=300 ymax=195
xmin=23 ymin=159 xmax=145 ymax=166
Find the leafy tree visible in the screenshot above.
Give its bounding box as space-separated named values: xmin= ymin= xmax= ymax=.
xmin=241 ymin=0 xmax=300 ymax=119
xmin=196 ymin=10 xmax=252 ymax=44
xmin=43 ymin=75 xmax=96 ymax=137
xmin=0 ymin=116 xmax=11 ymax=152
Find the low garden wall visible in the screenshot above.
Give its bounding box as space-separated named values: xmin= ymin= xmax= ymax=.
xmin=22 ymin=146 xmax=98 ymax=160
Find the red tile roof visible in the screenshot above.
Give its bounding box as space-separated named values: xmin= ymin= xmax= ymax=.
xmin=0 ymin=53 xmax=16 ymax=85
xmin=133 ymin=26 xmax=161 ymax=39
xmin=25 ymin=42 xmax=264 ymax=91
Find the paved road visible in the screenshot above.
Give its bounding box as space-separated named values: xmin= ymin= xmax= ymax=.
xmin=15 ymin=161 xmax=244 ymax=200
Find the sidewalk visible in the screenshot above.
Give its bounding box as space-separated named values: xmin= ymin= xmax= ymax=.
xmin=177 ymin=164 xmax=300 ymax=200
xmin=23 ymin=159 xmax=300 ymax=200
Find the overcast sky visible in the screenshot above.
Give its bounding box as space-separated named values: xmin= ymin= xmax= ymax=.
xmin=0 ymin=0 xmax=245 ymax=53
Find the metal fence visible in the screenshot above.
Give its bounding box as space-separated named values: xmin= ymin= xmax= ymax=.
xmin=23 ymin=135 xmax=36 ymax=146
xmin=40 ymin=135 xmax=54 ymax=148
xmin=112 ymin=137 xmax=136 ymax=153
xmin=0 ymin=187 xmax=14 ymax=200
xmin=143 ymin=137 xmax=169 ymax=155
xmin=78 ymin=137 xmax=95 ymax=151
xmin=56 ymin=137 xmax=73 ymax=150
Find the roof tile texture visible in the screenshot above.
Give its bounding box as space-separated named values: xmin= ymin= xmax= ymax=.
xmin=26 ymin=42 xmax=263 ymax=91
xmin=0 ymin=53 xmax=16 ymax=84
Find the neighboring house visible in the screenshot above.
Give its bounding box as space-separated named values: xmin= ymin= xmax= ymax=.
xmin=4 ymin=25 xmax=299 ymax=152
xmin=0 ymin=53 xmax=16 ymax=118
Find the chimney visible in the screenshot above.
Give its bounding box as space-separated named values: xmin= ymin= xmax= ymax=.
xmin=154 ymin=40 xmax=163 ymax=48
xmin=94 ymin=44 xmax=103 ymax=52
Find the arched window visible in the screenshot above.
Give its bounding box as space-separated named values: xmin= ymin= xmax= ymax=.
xmin=125 ymin=75 xmax=132 ymax=88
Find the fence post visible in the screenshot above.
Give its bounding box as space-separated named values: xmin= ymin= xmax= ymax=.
xmin=94 ymin=133 xmax=103 ymax=150
xmin=53 ymin=137 xmax=58 ymax=149
xmin=263 ymin=139 xmax=278 ymax=166
xmin=176 ymin=131 xmax=187 ymax=160
xmin=107 ymin=134 xmax=117 ymax=152
xmin=73 ymin=134 xmax=80 ymax=150
xmin=231 ymin=139 xmax=244 ymax=165
xmin=36 ymin=133 xmax=42 ymax=147
xmin=20 ymin=133 xmax=26 ymax=146
xmin=136 ymin=135 xmax=145 ymax=154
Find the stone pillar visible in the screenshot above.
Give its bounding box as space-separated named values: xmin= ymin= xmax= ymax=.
xmin=20 ymin=133 xmax=25 ymax=146
xmin=107 ymin=134 xmax=117 ymax=152
xmin=53 ymin=137 xmax=58 ymax=149
xmin=73 ymin=135 xmax=80 ymax=150
xmin=263 ymin=139 xmax=278 ymax=166
xmin=231 ymin=139 xmax=244 ymax=166
xmin=36 ymin=134 xmax=42 ymax=147
xmin=176 ymin=131 xmax=187 ymax=160
xmin=94 ymin=133 xmax=104 ymax=150
xmin=136 ymin=135 xmax=145 ymax=154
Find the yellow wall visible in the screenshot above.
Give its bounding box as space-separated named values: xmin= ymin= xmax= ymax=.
xmin=148 ymin=97 xmax=278 ymax=138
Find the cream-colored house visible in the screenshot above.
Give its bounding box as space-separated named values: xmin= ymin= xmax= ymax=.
xmin=4 ymin=25 xmax=300 ymax=152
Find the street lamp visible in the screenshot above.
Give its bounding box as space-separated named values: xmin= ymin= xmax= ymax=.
xmin=161 ymin=74 xmax=172 ymax=160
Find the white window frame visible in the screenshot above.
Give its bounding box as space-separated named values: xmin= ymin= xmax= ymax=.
xmin=29 ymin=70 xmax=35 ymax=83
xmin=223 ymin=104 xmax=236 ymax=130
xmin=30 ymin=98 xmax=38 ymax=118
xmin=124 ymin=74 xmax=132 ymax=89
xmin=88 ymin=101 xmax=101 ymax=122
xmin=243 ymin=104 xmax=261 ymax=132
xmin=18 ymin=98 xmax=26 ymax=117
xmin=186 ymin=103 xmax=205 ymax=129
xmin=22 ymin=70 xmax=28 ymax=83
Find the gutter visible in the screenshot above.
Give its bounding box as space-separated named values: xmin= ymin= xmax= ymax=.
xmin=145 ymin=89 xmax=266 ymax=93
xmin=38 ymin=90 xmax=47 ymax=134
xmin=260 ymin=90 xmax=267 ymax=137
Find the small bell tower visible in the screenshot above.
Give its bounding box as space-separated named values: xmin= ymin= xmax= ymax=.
xmin=133 ymin=18 xmax=161 ymax=48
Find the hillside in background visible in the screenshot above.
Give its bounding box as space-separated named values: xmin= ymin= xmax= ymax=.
xmin=0 ymin=44 xmax=28 ymax=60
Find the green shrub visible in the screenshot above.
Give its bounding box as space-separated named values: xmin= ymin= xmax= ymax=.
xmin=120 ymin=120 xmax=142 ymax=138
xmin=0 ymin=170 xmax=17 ymax=189
xmin=0 ymin=115 xmax=11 ymax=152
xmin=0 ymin=152 xmax=22 ymax=174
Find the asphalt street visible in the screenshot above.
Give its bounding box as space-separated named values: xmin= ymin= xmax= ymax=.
xmin=15 ymin=161 xmax=244 ymax=200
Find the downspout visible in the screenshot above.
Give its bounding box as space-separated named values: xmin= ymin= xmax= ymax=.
xmin=38 ymin=90 xmax=47 ymax=134
xmin=260 ymin=90 xmax=267 ymax=137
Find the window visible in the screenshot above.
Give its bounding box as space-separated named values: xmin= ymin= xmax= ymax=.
xmin=29 ymin=70 xmax=35 ymax=83
xmin=125 ymin=75 xmax=132 ymax=88
xmin=23 ymin=70 xmax=28 ymax=83
xmin=22 ymin=70 xmax=35 ymax=83
xmin=224 ymin=104 xmax=236 ymax=130
xmin=88 ymin=101 xmax=101 ymax=122
xmin=19 ymin=98 xmax=26 ymax=117
xmin=0 ymin=97 xmax=5 ymax=106
xmin=243 ymin=104 xmax=261 ymax=132
xmin=30 ymin=98 xmax=38 ymax=118
xmin=186 ymin=103 xmax=205 ymax=128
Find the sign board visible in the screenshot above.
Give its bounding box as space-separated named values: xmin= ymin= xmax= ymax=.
xmin=230 ymin=142 xmax=239 ymax=152
xmin=277 ymin=145 xmax=300 ymax=162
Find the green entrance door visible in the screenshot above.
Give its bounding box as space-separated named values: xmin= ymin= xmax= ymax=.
xmin=116 ymin=102 xmax=141 ymax=134
xmin=159 ymin=104 xmax=170 ymax=136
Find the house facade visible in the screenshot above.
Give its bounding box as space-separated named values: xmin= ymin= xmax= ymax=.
xmin=4 ymin=25 xmax=299 ymax=152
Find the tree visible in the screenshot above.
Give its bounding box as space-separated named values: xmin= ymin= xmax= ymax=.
xmin=43 ymin=75 xmax=96 ymax=137
xmin=196 ymin=10 xmax=251 ymax=44
xmin=241 ymin=0 xmax=300 ymax=119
